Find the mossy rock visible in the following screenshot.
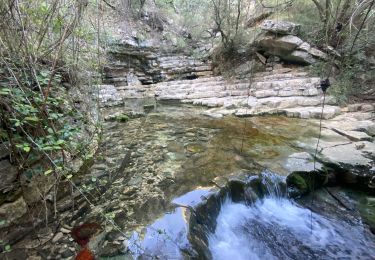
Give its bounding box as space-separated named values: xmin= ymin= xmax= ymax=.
xmin=185 ymin=143 xmax=205 ymax=153
xmin=287 ymin=172 xmax=308 ymax=197
xmin=359 ymin=197 xmax=375 ymax=234
xmin=287 ymin=170 xmax=328 ymax=198
xmin=143 ymin=104 xmax=155 ymax=111
xmin=115 ymin=114 xmax=130 ymax=122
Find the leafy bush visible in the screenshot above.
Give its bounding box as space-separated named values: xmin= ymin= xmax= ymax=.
xmin=0 ymin=0 xmax=106 ymax=184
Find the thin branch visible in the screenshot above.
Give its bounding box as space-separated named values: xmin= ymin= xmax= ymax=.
xmin=350 ymin=0 xmax=375 ymax=53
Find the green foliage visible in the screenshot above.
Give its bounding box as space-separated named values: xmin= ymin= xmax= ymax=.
xmin=0 ymin=0 xmax=106 ymax=185
xmin=0 ymin=66 xmax=84 ymax=175
xmin=115 ymin=114 xmax=130 ymax=122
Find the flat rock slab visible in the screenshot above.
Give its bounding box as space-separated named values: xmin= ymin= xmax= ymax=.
xmin=284 ymin=152 xmax=322 ymax=172
xmin=261 ymin=20 xmax=301 ymax=35
xmin=320 ymin=141 xmax=375 ymax=167
xmin=331 ymin=129 xmax=373 ymax=142
xmin=283 ymin=106 xmax=341 ymax=119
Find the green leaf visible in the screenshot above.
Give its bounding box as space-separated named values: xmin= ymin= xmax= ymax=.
xmin=23 ymin=146 xmax=31 ymax=153
xmin=55 ymin=140 xmax=65 ymax=145
xmin=44 ymin=169 xmax=53 ymax=175
xmin=5 ymin=244 xmax=11 ymax=251
xmin=0 ymin=88 xmax=11 ymax=95
xmin=24 ymin=116 xmax=39 ymax=122
xmin=91 ymin=177 xmax=97 ymax=182
xmin=0 ymin=219 xmax=6 ymax=226
xmin=42 ymin=146 xmax=53 ymax=151
xmin=66 ymin=174 xmax=73 ymax=179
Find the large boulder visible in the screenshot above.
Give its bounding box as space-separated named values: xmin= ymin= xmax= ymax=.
xmin=261 ymin=20 xmax=301 ymax=35
xmin=256 ymin=20 xmax=328 ymax=64
xmin=256 ymin=34 xmax=328 ymax=65
xmin=284 ymin=50 xmax=317 ymax=64
xmin=257 ymin=35 xmax=304 ymax=55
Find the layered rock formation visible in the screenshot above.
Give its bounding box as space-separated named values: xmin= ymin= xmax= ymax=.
xmin=103 ymin=40 xmax=212 ymax=99
xmin=154 ymin=67 xmax=340 ymax=119
xmin=256 ymin=20 xmax=328 ymax=64
xmin=99 ymin=21 xmax=340 ymax=119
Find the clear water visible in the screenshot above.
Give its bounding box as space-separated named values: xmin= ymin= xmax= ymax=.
xmin=209 ymin=197 xmax=375 ymax=259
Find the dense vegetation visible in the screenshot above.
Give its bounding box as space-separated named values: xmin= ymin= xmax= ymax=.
xmin=0 ymin=0 xmax=106 ymax=184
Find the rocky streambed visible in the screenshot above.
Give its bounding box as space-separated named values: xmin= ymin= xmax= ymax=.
xmin=3 ymin=99 xmax=374 ymax=259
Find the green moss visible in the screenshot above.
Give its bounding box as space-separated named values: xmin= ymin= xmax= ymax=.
xmin=115 ymin=114 xmax=129 ymax=122
xmin=287 ymin=173 xmax=308 ymax=193
xmin=186 ymin=143 xmax=205 ymax=153
xmin=359 ymin=197 xmax=375 ymax=232
xmin=143 ymin=104 xmax=155 ymax=110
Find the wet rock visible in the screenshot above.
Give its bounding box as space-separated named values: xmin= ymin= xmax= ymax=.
xmin=134 ymin=195 xmax=167 ymax=222
xmin=185 ymin=143 xmax=205 ymax=153
xmin=98 ymin=241 xmax=127 ymax=257
xmin=286 ymin=171 xmax=328 ymax=198
xmin=286 ymin=172 xmax=308 ymax=196
xmin=244 ymin=186 xmax=259 ymax=203
xmin=284 ymin=152 xmax=322 ymax=172
xmin=60 ymin=248 xmax=75 ymax=258
xmin=105 ymin=230 xmax=124 ymax=242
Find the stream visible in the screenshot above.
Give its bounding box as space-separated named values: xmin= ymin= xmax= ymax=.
xmin=90 ymin=100 xmax=375 ymax=259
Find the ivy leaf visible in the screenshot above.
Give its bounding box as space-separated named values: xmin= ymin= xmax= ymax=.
xmin=24 ymin=116 xmax=39 ymax=122
xmin=55 ymin=140 xmax=65 ymax=145
xmin=42 ymin=146 xmax=53 ymax=151
xmin=5 ymin=244 xmax=11 ymax=251
xmin=44 ymin=169 xmax=53 ymax=175
xmin=0 ymin=88 xmax=11 ymax=95
xmin=23 ymin=146 xmax=31 ymax=153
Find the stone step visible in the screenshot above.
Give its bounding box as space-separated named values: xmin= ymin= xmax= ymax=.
xmin=254 ymin=87 xmax=320 ymax=98
xmin=235 ymin=105 xmax=341 ymax=119
xmin=159 ymin=61 xmax=207 ymax=68
xmin=155 ymin=82 xmax=251 ymax=97
xmin=155 ymin=76 xmax=224 ymax=87
xmin=252 ymin=72 xmax=310 ymax=82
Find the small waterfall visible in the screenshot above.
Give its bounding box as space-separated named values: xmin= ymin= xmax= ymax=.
xmin=258 ymin=170 xmax=286 ymax=198
xmin=208 ymin=172 xmax=375 ymax=259
xmin=126 ymin=172 xmax=375 ymax=259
